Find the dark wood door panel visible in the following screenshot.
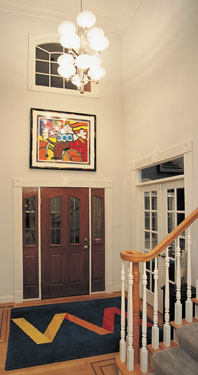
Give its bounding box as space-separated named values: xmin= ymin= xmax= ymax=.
xmin=41 ymin=187 xmax=89 ymax=299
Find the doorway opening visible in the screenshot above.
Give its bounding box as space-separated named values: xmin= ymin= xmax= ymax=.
xmin=140 ymin=178 xmax=185 ymax=312
xmin=22 ymin=187 xmax=105 ymax=300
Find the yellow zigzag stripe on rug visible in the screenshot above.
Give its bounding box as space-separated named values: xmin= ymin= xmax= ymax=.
xmin=12 ymin=312 xmax=112 ymax=344
xmin=12 ymin=313 xmax=66 ymax=344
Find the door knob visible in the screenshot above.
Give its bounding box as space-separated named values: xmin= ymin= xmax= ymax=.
xmin=83 ymin=244 xmax=88 ymax=249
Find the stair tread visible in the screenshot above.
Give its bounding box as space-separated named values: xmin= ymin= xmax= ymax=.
xmin=147 ymin=340 xmax=177 ymax=354
xmin=177 ymin=323 xmax=198 ymax=361
xmin=170 ymin=317 xmax=198 ymax=329
xmin=151 ymin=346 xmax=198 ymax=375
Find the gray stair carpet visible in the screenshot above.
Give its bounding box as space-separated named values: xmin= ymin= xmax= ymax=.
xmin=151 ymin=323 xmax=198 ymax=375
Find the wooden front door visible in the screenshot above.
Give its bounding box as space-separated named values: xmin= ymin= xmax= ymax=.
xmin=41 ymin=188 xmax=89 ymax=299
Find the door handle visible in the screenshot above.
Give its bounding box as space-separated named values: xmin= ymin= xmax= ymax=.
xmin=83 ymin=244 xmax=88 ymax=249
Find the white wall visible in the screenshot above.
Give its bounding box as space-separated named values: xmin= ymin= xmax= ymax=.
xmin=122 ymin=0 xmax=198 ymax=282
xmin=0 ymin=10 xmax=129 ymax=301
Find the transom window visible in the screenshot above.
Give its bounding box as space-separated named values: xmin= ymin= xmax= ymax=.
xmin=28 ymin=35 xmax=99 ymax=97
xmin=36 ymin=43 xmax=91 ymax=92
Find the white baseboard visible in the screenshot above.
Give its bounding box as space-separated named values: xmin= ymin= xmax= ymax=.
xmin=0 ymin=294 xmax=14 ymax=304
xmin=113 ymin=284 xmax=121 ymax=292
xmin=106 ymin=281 xmax=113 ymax=293
xmin=14 ymin=290 xmax=23 ymax=303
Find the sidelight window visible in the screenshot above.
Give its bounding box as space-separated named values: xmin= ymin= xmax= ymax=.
xmin=93 ymin=196 xmax=103 ymax=242
xmin=24 ymin=196 xmax=36 ymax=245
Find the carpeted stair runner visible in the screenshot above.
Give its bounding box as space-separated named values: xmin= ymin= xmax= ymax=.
xmin=151 ymin=323 xmax=198 ymax=375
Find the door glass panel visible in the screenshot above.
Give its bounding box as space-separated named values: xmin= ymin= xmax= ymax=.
xmin=69 ymin=196 xmax=80 ymax=244
xmin=93 ymin=196 xmax=103 ymax=241
xmin=152 ymin=212 xmax=157 ymax=231
xmin=167 ymin=189 xmax=174 ymax=210
xmin=144 ymin=192 xmax=150 ymax=210
xmin=177 ymin=213 xmax=185 ymax=225
xmin=168 ymin=212 xmax=175 ymax=233
xmin=152 ymin=191 xmax=157 ymax=210
xmin=152 ymin=232 xmax=158 ymax=248
xmin=145 ymin=212 xmax=150 ymax=230
xmin=166 ymin=186 xmax=185 ymax=284
xmin=144 ymin=231 xmax=150 ymax=250
xmin=50 ymin=197 xmax=62 ymax=244
xmin=177 ymin=188 xmax=185 ymax=211
xmin=24 ymin=196 xmax=36 ymax=245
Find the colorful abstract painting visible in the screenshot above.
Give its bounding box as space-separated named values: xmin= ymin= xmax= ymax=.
xmin=30 ymin=108 xmax=96 ymax=170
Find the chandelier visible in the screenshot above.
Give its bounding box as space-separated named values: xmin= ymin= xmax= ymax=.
xmin=57 ymin=0 xmax=109 ymax=94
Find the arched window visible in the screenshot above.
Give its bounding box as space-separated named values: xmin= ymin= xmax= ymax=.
xmin=28 ymin=34 xmax=99 ymax=97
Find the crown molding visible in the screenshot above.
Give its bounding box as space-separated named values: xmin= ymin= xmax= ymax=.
xmin=0 ymin=0 xmax=140 ymax=34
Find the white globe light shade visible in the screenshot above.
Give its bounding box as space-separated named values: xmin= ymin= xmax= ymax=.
xmin=88 ymin=66 xmax=106 ymax=80
xmin=75 ymin=54 xmax=92 ymax=70
xmin=60 ymin=33 xmax=80 ymax=51
xmin=57 ymin=54 xmax=74 ymax=66
xmin=58 ymin=64 xmax=76 ymax=78
xmin=77 ymin=11 xmax=96 ymax=28
xmin=71 ymin=74 xmax=88 ymax=87
xmin=89 ymin=35 xmax=109 ymax=51
xmin=58 ymin=21 xmax=76 ymax=35
xmin=86 ymin=27 xmax=104 ymax=40
xmin=89 ymin=55 xmax=102 ymax=68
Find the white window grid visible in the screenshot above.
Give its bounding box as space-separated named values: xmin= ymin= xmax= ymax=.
xmin=28 ymin=34 xmax=99 ymax=98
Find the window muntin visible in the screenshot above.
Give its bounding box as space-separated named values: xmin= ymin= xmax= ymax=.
xmin=29 ymin=35 xmax=99 ymax=97
xmin=35 ymin=43 xmax=91 ymax=92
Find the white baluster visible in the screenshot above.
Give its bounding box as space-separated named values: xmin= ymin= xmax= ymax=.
xmin=185 ymin=228 xmax=193 ymax=322
xmin=126 ymin=263 xmax=130 ymax=347
xmin=127 ymin=262 xmax=134 ymax=371
xmin=195 ymin=280 xmax=198 ymax=319
xmin=152 ymin=257 xmax=159 ymax=349
xmin=163 ymin=248 xmax=171 ymax=347
xmin=175 ymin=238 xmax=182 ymax=325
xmin=120 ymin=260 xmax=126 ymax=363
xmin=140 ymin=262 xmax=148 ymax=373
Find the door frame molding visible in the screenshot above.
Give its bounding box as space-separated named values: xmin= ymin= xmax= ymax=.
xmin=13 ymin=177 xmax=113 ymax=302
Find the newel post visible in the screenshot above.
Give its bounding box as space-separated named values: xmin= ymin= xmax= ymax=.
xmin=133 ymin=262 xmax=140 ymax=365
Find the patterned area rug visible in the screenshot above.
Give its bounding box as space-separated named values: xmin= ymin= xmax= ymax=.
xmin=5 ymin=297 xmax=153 ymax=371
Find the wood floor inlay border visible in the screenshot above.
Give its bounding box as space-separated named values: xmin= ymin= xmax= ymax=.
xmin=0 ymin=309 xmax=10 ymax=343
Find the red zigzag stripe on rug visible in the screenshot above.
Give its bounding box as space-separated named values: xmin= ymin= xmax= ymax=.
xmin=102 ymin=307 xmax=153 ymax=333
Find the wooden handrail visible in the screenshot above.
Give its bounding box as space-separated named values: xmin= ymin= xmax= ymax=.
xmin=121 ymin=208 xmax=198 ymax=263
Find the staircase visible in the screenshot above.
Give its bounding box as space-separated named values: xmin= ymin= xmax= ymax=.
xmin=116 ymin=208 xmax=198 ymax=375
xmin=151 ymin=323 xmax=198 ymax=375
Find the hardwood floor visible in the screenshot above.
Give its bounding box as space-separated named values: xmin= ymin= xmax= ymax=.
xmin=0 ymin=292 xmax=162 ymax=375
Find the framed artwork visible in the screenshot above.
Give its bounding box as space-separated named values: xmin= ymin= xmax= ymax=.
xmin=30 ymin=108 xmax=96 ymax=171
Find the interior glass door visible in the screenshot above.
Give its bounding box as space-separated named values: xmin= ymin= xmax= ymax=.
xmin=141 ymin=179 xmax=185 ymax=312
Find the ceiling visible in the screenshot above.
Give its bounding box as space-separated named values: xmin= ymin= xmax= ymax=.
xmin=0 ymin=0 xmax=142 ymax=33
